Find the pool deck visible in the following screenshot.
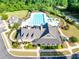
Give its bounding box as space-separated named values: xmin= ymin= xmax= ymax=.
xmin=21 ymin=12 xmax=59 ymax=27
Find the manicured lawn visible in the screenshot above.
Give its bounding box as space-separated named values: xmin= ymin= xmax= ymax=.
xmin=40 ymin=45 xmax=63 ymax=49
xmin=61 ymin=24 xmax=79 ymax=39
xmin=72 ymin=48 xmax=79 ymax=53
xmin=10 ymin=51 xmax=37 ymax=56
xmin=5 ymin=10 xmax=28 ymax=19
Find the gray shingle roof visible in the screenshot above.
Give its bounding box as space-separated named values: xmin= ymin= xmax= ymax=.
xmin=32 ymin=25 xmax=61 ymax=45
xmin=19 ymin=23 xmax=61 ymax=45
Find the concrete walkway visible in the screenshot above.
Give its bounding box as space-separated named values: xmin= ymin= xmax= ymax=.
xmin=65 ymin=41 xmax=73 ymax=54
xmin=10 ymin=30 xmax=17 ymax=42
xmin=58 ymin=28 xmax=69 ymax=40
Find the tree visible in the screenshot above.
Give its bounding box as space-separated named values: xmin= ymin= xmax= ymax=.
xmin=68 ymin=0 xmax=79 ymax=12
xmin=69 ymin=36 xmax=79 ymax=43
xmin=0 ymin=0 xmax=69 ymax=12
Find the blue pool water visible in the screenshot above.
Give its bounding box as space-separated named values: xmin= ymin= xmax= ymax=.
xmin=30 ymin=13 xmax=46 ymax=26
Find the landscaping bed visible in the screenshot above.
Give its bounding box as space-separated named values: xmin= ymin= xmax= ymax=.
xmin=40 ymin=44 xmax=63 ymax=49
xmin=24 ymin=43 xmax=37 ymax=49
xmin=40 ymin=51 xmax=70 ymax=56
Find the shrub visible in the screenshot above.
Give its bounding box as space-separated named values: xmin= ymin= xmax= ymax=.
xmin=12 ymin=42 xmax=19 ymax=48
xmin=65 ymin=18 xmax=75 ymax=25
xmin=63 ymin=24 xmax=69 ymax=30
xmin=24 ymin=43 xmax=37 ymax=49
xmin=57 ymin=44 xmax=63 ymax=49
xmin=40 ymin=45 xmax=61 ymax=49
xmin=69 ymin=36 xmax=79 ymax=43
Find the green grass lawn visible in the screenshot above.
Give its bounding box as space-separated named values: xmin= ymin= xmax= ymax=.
xmin=5 ymin=10 xmax=28 ymax=19
xmin=10 ymin=51 xmax=37 ymax=56
xmin=60 ymin=18 xmax=79 ymax=39
xmin=61 ymin=24 xmax=79 ymax=39
xmin=72 ymin=48 xmax=79 ymax=53
xmin=49 ymin=13 xmax=79 ymax=41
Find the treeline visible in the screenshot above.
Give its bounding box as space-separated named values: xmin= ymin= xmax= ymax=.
xmin=68 ymin=0 xmax=79 ymax=13
xmin=0 ymin=0 xmax=68 ymax=13
xmin=0 ymin=0 xmax=27 ymax=12
xmin=0 ymin=0 xmax=79 ymax=13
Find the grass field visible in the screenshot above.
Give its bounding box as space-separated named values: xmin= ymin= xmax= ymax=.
xmin=72 ymin=48 xmax=79 ymax=53
xmin=61 ymin=24 xmax=79 ymax=39
xmin=49 ymin=13 xmax=79 ymax=40
xmin=10 ymin=51 xmax=37 ymax=56
xmin=5 ymin=10 xmax=28 ymax=19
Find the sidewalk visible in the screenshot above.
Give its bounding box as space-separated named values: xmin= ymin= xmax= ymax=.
xmin=65 ymin=41 xmax=73 ymax=54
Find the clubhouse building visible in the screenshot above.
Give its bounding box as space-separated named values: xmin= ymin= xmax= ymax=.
xmin=17 ymin=12 xmax=61 ymax=46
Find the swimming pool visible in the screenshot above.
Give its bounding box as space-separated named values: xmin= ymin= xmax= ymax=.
xmin=30 ymin=12 xmax=46 ymax=26
xmin=21 ymin=12 xmax=48 ymax=27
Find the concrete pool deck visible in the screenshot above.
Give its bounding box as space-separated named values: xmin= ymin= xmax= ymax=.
xmin=21 ymin=12 xmax=59 ymax=27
